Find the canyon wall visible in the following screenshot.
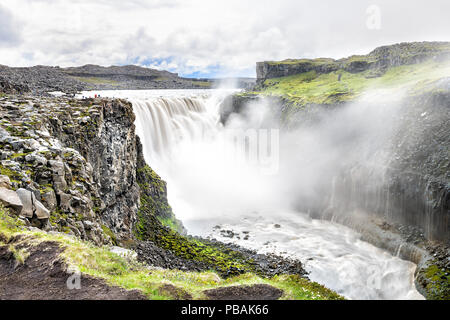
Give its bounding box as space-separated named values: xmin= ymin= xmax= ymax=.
xmin=0 ymin=96 xmax=174 ymax=244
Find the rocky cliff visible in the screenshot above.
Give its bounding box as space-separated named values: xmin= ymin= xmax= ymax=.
xmin=0 ymin=95 xmax=144 ymax=243
xmin=256 ymin=42 xmax=450 ymax=84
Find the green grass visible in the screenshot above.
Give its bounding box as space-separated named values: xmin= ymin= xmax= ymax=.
xmin=256 ymin=59 xmax=450 ymax=106
xmin=191 ymin=81 xmax=212 ymax=88
xmin=0 ymin=205 xmax=344 ymax=300
xmin=71 ymin=76 xmax=120 ymax=86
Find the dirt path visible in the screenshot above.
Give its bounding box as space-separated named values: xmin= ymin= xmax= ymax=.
xmin=0 ymin=241 xmax=146 ymax=300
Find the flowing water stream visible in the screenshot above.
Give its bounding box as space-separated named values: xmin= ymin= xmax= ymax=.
xmin=78 ymin=89 xmax=424 ymax=300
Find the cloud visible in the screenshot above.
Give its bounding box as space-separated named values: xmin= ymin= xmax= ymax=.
xmin=0 ymin=0 xmax=449 ymax=76
xmin=0 ymin=4 xmax=22 ymax=47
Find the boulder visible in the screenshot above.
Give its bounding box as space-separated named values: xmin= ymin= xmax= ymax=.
xmin=16 ymin=188 xmax=50 ymax=219
xmin=34 ymin=200 xmax=50 ymax=219
xmin=16 ymin=188 xmax=34 ymax=218
xmin=0 ymin=187 xmax=23 ymax=214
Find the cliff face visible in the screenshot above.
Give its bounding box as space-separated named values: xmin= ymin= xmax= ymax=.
xmin=256 ymin=42 xmax=450 ymax=84
xmin=0 ymin=95 xmax=170 ymax=244
xmin=225 ymin=42 xmax=450 ymax=244
xmin=222 ymin=90 xmax=449 ymax=244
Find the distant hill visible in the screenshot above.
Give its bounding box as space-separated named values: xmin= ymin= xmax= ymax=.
xmin=0 ymin=64 xmax=214 ymax=94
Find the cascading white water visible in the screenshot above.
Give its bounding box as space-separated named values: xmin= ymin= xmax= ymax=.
xmin=132 ymin=96 xmax=218 ymax=171
xmin=78 ymin=89 xmax=424 ymax=300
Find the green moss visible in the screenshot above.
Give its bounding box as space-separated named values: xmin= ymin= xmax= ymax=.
xmin=137 ymin=165 xmax=184 ymax=233
xmin=157 ymin=217 xmax=180 ymax=232
xmin=0 ymin=164 xmax=22 ymax=187
xmin=10 ymin=152 xmax=29 ymax=160
xmin=49 ymin=209 xmax=69 ymax=229
xmin=101 ymin=224 xmax=118 ymax=246
xmin=421 ymin=262 xmax=450 ymax=300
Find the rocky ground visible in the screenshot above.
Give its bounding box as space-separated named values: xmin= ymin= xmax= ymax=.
xmin=135 ymin=238 xmax=306 ymax=278
xmin=0 ymin=64 xmax=213 ymax=95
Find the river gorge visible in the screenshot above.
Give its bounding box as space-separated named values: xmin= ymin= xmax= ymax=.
xmin=76 ymin=89 xmax=428 ymax=299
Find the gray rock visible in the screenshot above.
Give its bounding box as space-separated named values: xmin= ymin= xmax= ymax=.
xmin=58 ymin=192 xmax=72 ymax=212
xmin=83 ymin=220 xmax=94 ymax=230
xmin=34 ymin=200 xmax=50 ymax=219
xmin=25 ymin=153 xmax=47 ymax=166
xmin=16 ymin=188 xmax=34 ymax=218
xmin=0 ymin=175 xmax=12 ymax=189
xmin=0 ymin=187 xmax=23 ymax=214
xmin=41 ymin=189 xmax=57 ymax=212
xmin=16 ymin=187 xmax=50 ymax=219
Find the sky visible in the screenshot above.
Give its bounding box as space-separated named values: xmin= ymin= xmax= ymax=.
xmin=0 ymin=0 xmax=449 ymax=78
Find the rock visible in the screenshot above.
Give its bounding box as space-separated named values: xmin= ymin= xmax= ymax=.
xmin=34 ymin=200 xmax=50 ymax=219
xmin=41 ymin=189 xmax=57 ymax=212
xmin=58 ymin=192 xmax=72 ymax=212
xmin=16 ymin=187 xmax=50 ymax=219
xmin=0 ymin=187 xmax=23 ymax=214
xmin=83 ymin=220 xmax=94 ymax=230
xmin=25 ymin=153 xmax=47 ymax=166
xmin=0 ymin=175 xmax=12 ymax=189
xmin=15 ymin=188 xmax=34 ymax=218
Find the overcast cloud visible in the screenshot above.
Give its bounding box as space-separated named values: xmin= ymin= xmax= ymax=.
xmin=0 ymin=0 xmax=449 ymax=77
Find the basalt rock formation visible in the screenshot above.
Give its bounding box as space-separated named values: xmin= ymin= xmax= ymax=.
xmin=0 ymin=95 xmax=150 ymax=244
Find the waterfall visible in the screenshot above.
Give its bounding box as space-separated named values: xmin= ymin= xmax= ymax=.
xmin=126 ymin=89 xmax=423 ymax=300
xmin=132 ymin=95 xmax=221 ymax=173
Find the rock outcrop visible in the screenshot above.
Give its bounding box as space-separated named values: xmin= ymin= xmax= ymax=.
xmin=0 ymin=95 xmax=155 ymax=244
